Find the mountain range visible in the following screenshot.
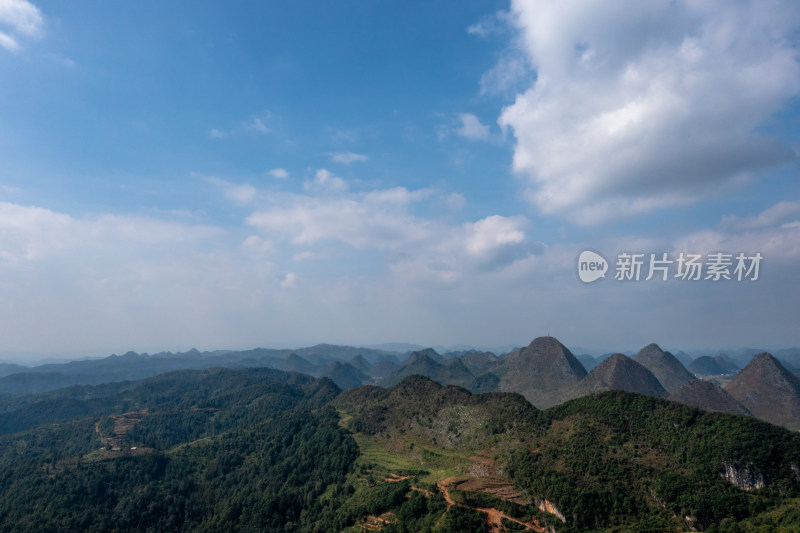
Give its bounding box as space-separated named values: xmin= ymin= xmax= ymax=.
xmin=1 ymin=336 xmax=799 ymax=432
xmin=0 ymin=336 xmax=800 ymax=530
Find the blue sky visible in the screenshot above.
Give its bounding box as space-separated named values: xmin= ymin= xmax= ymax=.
xmin=0 ymin=0 xmax=799 ymax=359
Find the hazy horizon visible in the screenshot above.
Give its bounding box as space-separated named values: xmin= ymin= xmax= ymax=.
xmin=1 ymin=336 xmax=798 ymax=366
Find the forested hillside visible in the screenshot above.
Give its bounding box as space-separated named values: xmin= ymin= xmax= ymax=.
xmin=0 ymin=369 xmax=799 ymax=532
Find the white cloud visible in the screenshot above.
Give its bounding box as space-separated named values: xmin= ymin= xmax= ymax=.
xmin=208 ymin=112 xmax=271 ymax=139
xmin=303 ymin=168 xmax=348 ymax=193
xmin=461 ymin=215 xmax=542 ymax=270
xmin=0 ymin=0 xmax=42 ymax=52
xmin=204 ymin=176 xmax=257 ymax=205
xmin=241 ymin=235 xmax=272 ymax=255
xmin=456 ymin=113 xmax=490 ymax=142
xmin=467 ymin=11 xmax=509 ymax=38
xmin=444 ymin=193 xmax=467 ymax=210
xmin=330 ymin=151 xmax=368 ymax=164
xmin=498 ymin=0 xmax=800 ymax=224
xmin=467 ymin=22 xmax=490 ymax=38
xmin=226 ymin=184 xmax=256 ymax=204
xmin=248 ymin=117 xmax=269 ymax=134
xmin=268 ymin=168 xmax=289 ymax=179
xmin=0 ymin=31 xmax=18 ymax=51
xmin=247 ymin=195 xmax=424 ymax=249
xmin=676 ymin=199 xmax=800 ymax=262
xmin=363 ymin=186 xmax=432 ymax=205
xmin=480 ymin=54 xmax=529 ymax=96
xmin=721 ymin=199 xmax=800 ymax=231
xmin=280 ymin=272 xmax=297 ymax=289
xmin=246 ymin=185 xmax=540 ymax=277
xmin=292 ymin=251 xmax=317 ymax=262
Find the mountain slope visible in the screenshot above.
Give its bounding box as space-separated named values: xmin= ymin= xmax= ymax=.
xmin=3 ymin=369 xmax=800 ymax=531
xmin=380 ymin=352 xmax=475 ymax=389
xmin=634 ymin=343 xmax=696 ymax=393
xmin=668 ymin=379 xmax=751 ymax=416
xmin=492 ymin=336 xmax=587 ymax=409
xmin=689 ymin=355 xmax=728 ymax=376
xmin=337 ymin=376 xmax=800 ymax=531
xmin=725 ymin=352 xmax=800 ymax=430
xmin=569 ymin=353 xmax=668 ymax=399
xmin=457 ymin=351 xmax=498 ymax=375
xmin=323 ymin=361 xmax=371 ymax=390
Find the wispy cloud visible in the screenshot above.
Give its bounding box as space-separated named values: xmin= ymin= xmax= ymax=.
xmin=456 ymin=113 xmax=490 ymax=142
xmin=329 ymin=151 xmax=368 ymax=164
xmin=204 ymin=176 xmax=257 ymax=205
xmin=247 ymin=117 xmax=268 ymax=134
xmin=280 ymin=272 xmax=297 ymax=289
xmin=721 ymin=199 xmax=800 ymax=231
xmin=208 ymin=112 xmax=271 ymax=139
xmin=268 ymin=168 xmax=289 ymax=179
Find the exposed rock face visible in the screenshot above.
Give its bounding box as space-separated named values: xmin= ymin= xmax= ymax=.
xmin=569 ymin=353 xmax=668 ymax=399
xmin=720 ymin=461 xmax=765 ymax=491
xmin=725 ymin=353 xmax=800 ymax=431
xmin=668 ymin=380 xmax=751 ymax=416
xmin=492 ymin=336 xmax=588 ymax=409
xmin=537 ymin=499 xmax=566 ymax=523
xmin=634 ymin=343 xmax=696 ymax=394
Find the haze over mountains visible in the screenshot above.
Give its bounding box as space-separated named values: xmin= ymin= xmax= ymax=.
xmin=0 ymin=335 xmax=798 ymax=431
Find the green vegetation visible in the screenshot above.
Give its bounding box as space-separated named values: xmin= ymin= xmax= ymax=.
xmin=504 ymin=391 xmax=800 ymax=531
xmin=1 ymin=371 xmax=800 ymax=531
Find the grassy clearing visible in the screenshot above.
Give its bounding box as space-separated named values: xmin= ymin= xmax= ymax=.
xmin=351 ymin=432 xmax=474 ymax=485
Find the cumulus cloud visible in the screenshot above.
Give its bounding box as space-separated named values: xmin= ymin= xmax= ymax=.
xmin=498 ymin=0 xmax=800 ymax=224
xmin=303 ymin=168 xmax=348 ymax=193
xmin=329 ymin=151 xmax=368 ymax=164
xmin=246 ymin=185 xmax=541 ymax=277
xmin=0 ymin=0 xmax=43 ymax=51
xmin=456 ymin=113 xmax=491 ymax=141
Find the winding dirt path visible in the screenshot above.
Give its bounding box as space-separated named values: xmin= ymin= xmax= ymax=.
xmin=436 ymin=477 xmax=545 ymax=533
